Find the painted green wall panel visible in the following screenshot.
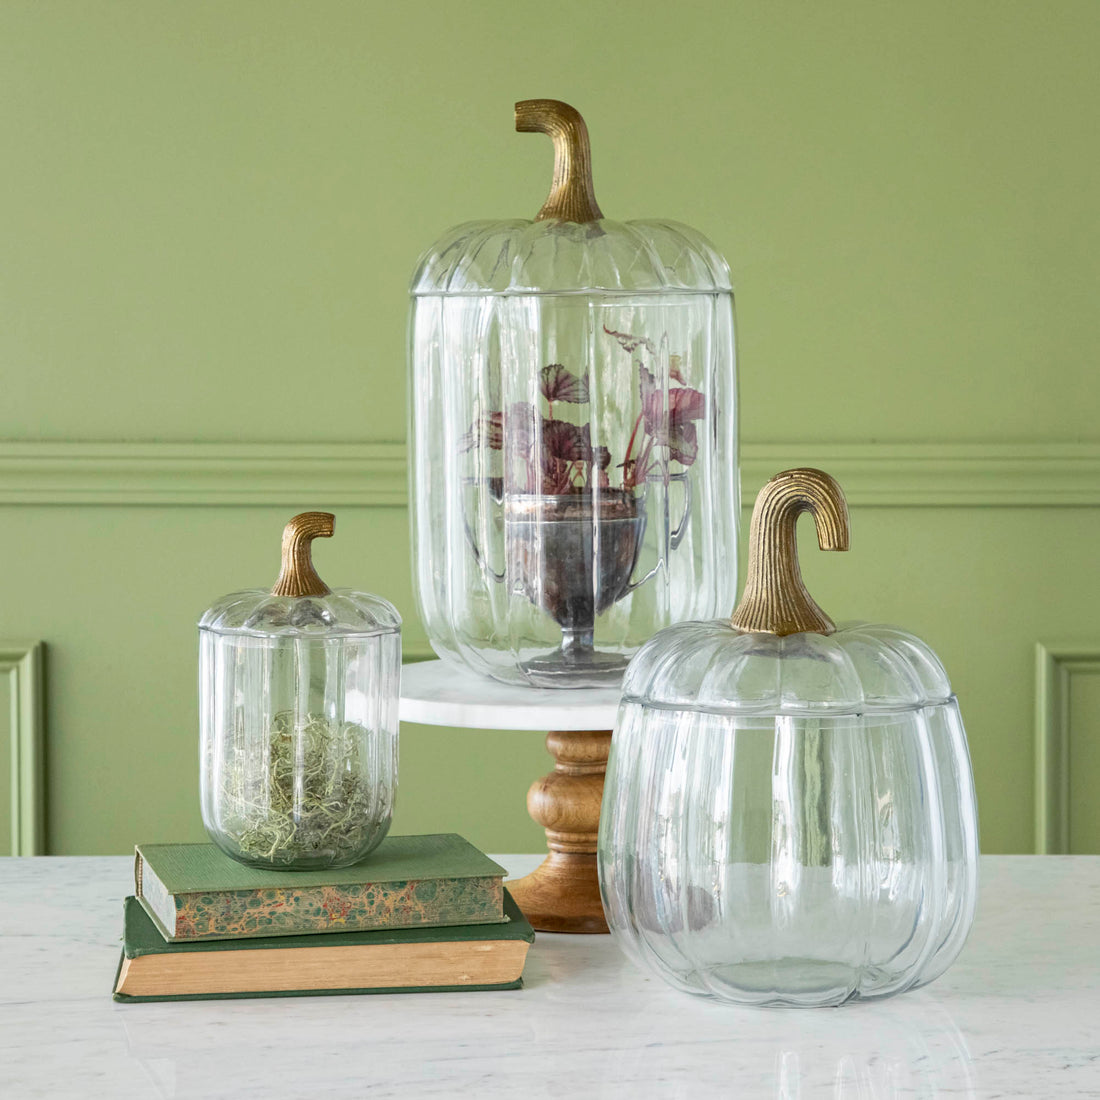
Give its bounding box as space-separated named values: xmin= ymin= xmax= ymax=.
xmin=1069 ymin=670 xmax=1100 ymax=854
xmin=0 ymin=671 xmax=10 ymax=855
xmin=395 ymin=724 xmax=551 ymax=857
xmin=0 ymin=2 xmax=1098 ymax=854
xmin=1 ymin=1 xmax=1097 ymax=443
xmin=0 ymin=503 xmax=1098 ymax=855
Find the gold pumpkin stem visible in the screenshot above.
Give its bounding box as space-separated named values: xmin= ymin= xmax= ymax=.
xmin=730 ymin=469 xmax=850 ymax=637
xmin=515 ymin=99 xmax=604 ymax=223
xmin=272 ymin=512 xmax=335 ymax=598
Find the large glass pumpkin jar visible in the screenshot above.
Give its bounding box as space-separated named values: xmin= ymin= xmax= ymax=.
xmin=599 ymin=470 xmax=979 ymax=1007
xmin=199 ymin=513 xmax=401 ymax=870
xmin=409 ymin=99 xmax=738 ymax=687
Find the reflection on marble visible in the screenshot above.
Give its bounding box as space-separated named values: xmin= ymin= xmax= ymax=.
xmin=0 ymin=855 xmax=1098 ymax=1098
xmin=399 ymin=659 xmax=621 ymax=730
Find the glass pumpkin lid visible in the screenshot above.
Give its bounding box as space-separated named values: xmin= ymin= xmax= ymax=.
xmin=199 ymin=512 xmax=401 ymax=639
xmin=622 ymin=469 xmax=954 ymax=716
xmin=410 ymin=99 xmax=732 ymax=297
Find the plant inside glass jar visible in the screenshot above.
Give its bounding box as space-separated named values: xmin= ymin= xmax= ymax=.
xmin=461 ymin=327 xmax=706 ymax=683
xmin=219 ymin=712 xmax=379 ymax=868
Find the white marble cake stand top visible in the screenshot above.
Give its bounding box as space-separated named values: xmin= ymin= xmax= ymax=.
xmin=399 ymin=659 xmax=622 ymax=730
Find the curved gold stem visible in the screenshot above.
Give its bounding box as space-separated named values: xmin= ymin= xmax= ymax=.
xmin=272 ymin=512 xmax=334 ymax=597
xmin=730 ymin=469 xmax=850 ymax=637
xmin=515 ymin=99 xmax=603 ymax=223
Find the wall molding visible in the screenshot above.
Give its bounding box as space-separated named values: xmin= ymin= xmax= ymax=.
xmin=1 ymin=642 xmax=45 ymax=856
xmin=1034 ymin=642 xmax=1100 ymax=854
xmin=742 ymin=443 xmax=1100 ymax=507
xmin=0 ymin=442 xmax=407 ymax=506
xmin=0 ymin=441 xmax=1098 ymax=507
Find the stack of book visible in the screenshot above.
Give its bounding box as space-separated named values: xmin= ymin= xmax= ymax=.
xmin=112 ymin=833 xmax=534 ymax=1002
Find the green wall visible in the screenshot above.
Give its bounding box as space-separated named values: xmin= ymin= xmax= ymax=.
xmin=1 ymin=1 xmax=1098 ymax=855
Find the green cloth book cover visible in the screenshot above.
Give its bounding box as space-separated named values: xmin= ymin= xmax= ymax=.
xmin=113 ymin=891 xmax=535 ymax=1002
xmin=135 ymin=833 xmax=507 ymax=942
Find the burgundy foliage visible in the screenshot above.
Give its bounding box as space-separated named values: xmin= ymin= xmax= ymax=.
xmin=464 ymin=330 xmax=705 ymax=494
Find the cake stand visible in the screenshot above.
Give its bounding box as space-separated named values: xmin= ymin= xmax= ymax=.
xmin=400 ymin=660 xmax=620 ymax=934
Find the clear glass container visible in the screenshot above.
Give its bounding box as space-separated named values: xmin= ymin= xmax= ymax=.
xmin=409 ymin=100 xmax=738 ymax=688
xmin=598 ymin=470 xmax=979 ymax=1007
xmin=199 ymin=512 xmax=401 ymax=870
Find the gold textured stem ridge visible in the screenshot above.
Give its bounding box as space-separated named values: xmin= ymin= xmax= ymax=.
xmin=272 ymin=511 xmax=335 ymax=597
xmin=515 ymin=99 xmax=603 ymax=223
xmin=730 ymin=468 xmax=850 ymax=637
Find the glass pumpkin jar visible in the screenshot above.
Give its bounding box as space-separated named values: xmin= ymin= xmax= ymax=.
xmin=598 ymin=469 xmax=979 ymax=1007
xmin=409 ymin=99 xmax=739 ymax=688
xmin=199 ymin=512 xmax=401 ymax=870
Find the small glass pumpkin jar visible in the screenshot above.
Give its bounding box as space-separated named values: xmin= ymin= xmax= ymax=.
xmin=199 ymin=512 xmax=401 ymax=870
xmin=598 ymin=469 xmax=979 ymax=1007
xmin=409 ymin=99 xmax=739 ymax=688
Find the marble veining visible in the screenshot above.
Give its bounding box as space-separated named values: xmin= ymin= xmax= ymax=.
xmin=0 ymin=855 xmax=1098 ymax=1098
xmin=399 ymin=659 xmax=621 ymax=730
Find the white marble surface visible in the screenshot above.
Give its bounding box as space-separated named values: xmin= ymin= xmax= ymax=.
xmin=0 ymin=855 xmax=1098 ymax=1099
xmin=400 ymin=659 xmax=621 ymax=730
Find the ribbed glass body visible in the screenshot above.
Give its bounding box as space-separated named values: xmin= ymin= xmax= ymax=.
xmin=199 ymin=589 xmax=401 ymax=870
xmin=409 ymin=218 xmax=738 ymax=687
xmin=598 ymin=622 xmax=979 ymax=1007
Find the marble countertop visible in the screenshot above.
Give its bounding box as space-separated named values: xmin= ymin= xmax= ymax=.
xmin=1 ymin=855 xmax=1098 ymax=1099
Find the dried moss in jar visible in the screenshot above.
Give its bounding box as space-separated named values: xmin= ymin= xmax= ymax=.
xmin=216 ymin=713 xmax=385 ymax=867
xmin=199 ymin=513 xmax=401 ymax=870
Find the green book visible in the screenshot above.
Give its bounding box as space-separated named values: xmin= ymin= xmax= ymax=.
xmin=113 ymin=891 xmax=534 ymax=1002
xmin=135 ymin=834 xmax=507 ymax=942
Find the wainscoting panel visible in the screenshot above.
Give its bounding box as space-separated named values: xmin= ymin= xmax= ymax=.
xmin=0 ymin=642 xmax=45 ymax=856
xmin=1035 ymin=643 xmax=1100 ymax=854
xmin=1 ymin=443 xmax=1098 ymax=855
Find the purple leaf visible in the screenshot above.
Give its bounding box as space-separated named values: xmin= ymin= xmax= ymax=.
xmin=541 ymin=418 xmax=587 ymax=462
xmin=639 ymin=366 xmax=662 ymax=434
xmin=460 ymin=410 xmax=503 ymax=452
xmin=669 ymin=385 xmax=705 ymax=423
xmin=603 ymin=325 xmax=657 ymax=358
xmin=667 ymin=419 xmax=699 ymax=466
xmin=540 ymin=364 xmax=590 ymax=404
xmin=530 ymin=418 xmax=587 ymax=494
xmin=576 ymin=425 xmax=610 ymax=470
xmin=637 ymin=367 xmax=706 ymax=469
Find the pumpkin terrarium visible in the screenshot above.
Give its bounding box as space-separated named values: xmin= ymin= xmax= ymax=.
xmin=199 ymin=513 xmax=401 ymax=870
xmin=598 ymin=469 xmax=979 ymax=1007
xmin=409 ymin=99 xmax=739 ymax=687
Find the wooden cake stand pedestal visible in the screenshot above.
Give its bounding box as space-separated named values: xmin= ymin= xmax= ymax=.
xmin=400 ymin=660 xmax=620 ymax=934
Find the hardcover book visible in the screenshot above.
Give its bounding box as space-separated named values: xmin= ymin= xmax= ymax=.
xmin=113 ymin=891 xmax=534 ymax=1002
xmin=135 ymin=834 xmax=507 ymax=941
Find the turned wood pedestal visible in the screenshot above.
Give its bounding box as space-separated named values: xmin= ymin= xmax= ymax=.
xmin=506 ymin=729 xmax=612 ymax=933
xmin=399 ymin=661 xmax=620 ymax=934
